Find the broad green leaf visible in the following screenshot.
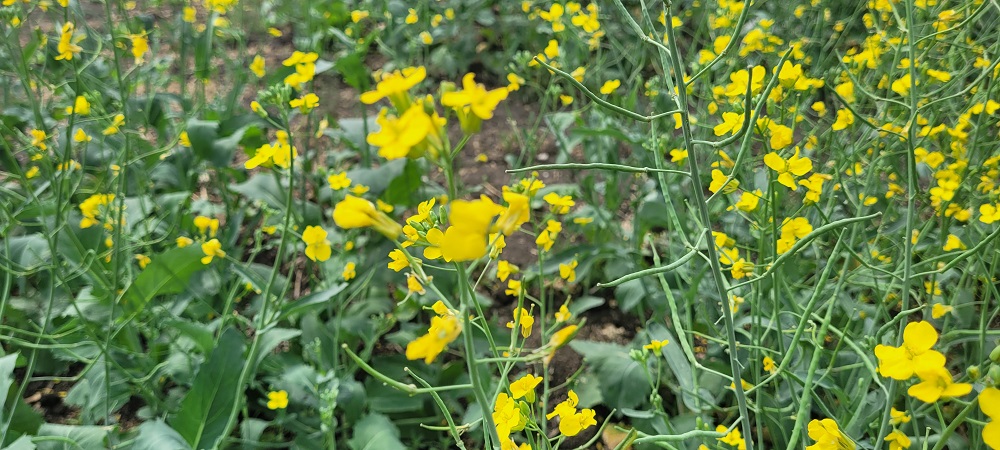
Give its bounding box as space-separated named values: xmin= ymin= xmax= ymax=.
xmin=0 ymin=353 xmax=16 ymax=425
xmin=569 ymin=296 xmax=605 ymax=316
xmin=334 ymin=52 xmax=369 ymax=91
xmin=186 ymin=119 xmax=220 ymax=163
xmin=170 ymin=327 xmax=246 ymax=450
xmin=382 ymin=159 xmax=423 ymax=205
xmin=276 ymin=283 xmax=348 ymax=322
xmin=122 ymin=247 xmax=205 ymax=314
xmin=254 ymin=328 xmax=301 ymax=368
xmin=2 ymin=435 xmax=35 ymax=450
xmin=239 ymin=419 xmax=269 ymax=450
xmin=348 ymin=414 xmax=405 ymax=450
xmin=1 ymin=353 xmax=42 ymax=447
xmin=133 ymin=420 xmax=191 ymax=450
xmin=64 ymin=356 xmax=131 ymax=424
xmin=568 ymin=340 xmax=649 ymax=410
xmin=328 ymin=116 xmax=378 ymax=151
xmin=346 ymin=159 xmax=407 ymax=195
xmin=164 ymin=319 xmax=215 ymax=354
xmin=229 ymin=175 xmax=322 ymax=223
xmin=232 ymin=262 xmax=289 ymax=300
xmin=34 ymin=424 xmax=107 ymax=450
xmin=646 ymin=323 xmax=705 ymax=412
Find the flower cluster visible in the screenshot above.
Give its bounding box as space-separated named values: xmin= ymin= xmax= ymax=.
xmin=874 ymin=321 xmax=971 ymax=404
xmin=404 ymin=301 xmax=461 ymax=364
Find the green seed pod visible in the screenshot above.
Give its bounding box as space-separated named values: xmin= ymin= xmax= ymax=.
xmin=988 ymin=365 xmax=1000 ymax=386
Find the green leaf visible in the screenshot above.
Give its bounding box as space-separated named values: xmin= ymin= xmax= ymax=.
xmin=335 ymin=52 xmax=369 ymax=91
xmin=64 ymin=356 xmax=131 ymax=424
xmin=3 ymin=435 xmax=35 ymax=450
xmin=239 ymin=419 xmax=269 ymax=450
xmin=276 ymin=283 xmax=348 ymax=322
xmin=568 ymin=340 xmax=649 ymax=410
xmin=1 ymin=353 xmax=42 ymax=447
xmin=165 ymin=319 xmax=216 ymax=354
xmin=254 ymin=328 xmax=301 ymax=369
xmin=186 ymin=119 xmax=220 ymax=163
xmin=382 ymin=159 xmax=423 ymax=205
xmin=348 ymin=414 xmax=405 ymax=450
xmin=229 ymin=175 xmax=322 ymax=223
xmin=569 ymin=296 xmax=605 ymax=316
xmin=122 ymin=247 xmax=205 ymax=314
xmin=0 ymin=353 xmax=16 ymax=425
xmin=346 ymin=159 xmax=407 ymax=195
xmin=331 ymin=116 xmax=378 ymax=150
xmin=169 ymin=327 xmax=247 ymax=450
xmin=646 ymin=323 xmax=706 ymax=412
xmin=35 ymin=424 xmax=108 ymax=450
xmin=232 ymin=263 xmax=288 ymax=300
xmin=133 ymin=420 xmax=191 ymax=450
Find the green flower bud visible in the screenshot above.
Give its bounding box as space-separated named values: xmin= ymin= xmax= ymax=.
xmin=990 ymin=344 xmax=1000 ymax=363
xmin=968 ymin=365 xmax=981 ymax=381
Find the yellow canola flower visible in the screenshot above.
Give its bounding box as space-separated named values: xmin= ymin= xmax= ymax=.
xmin=78 ymin=194 xmax=115 ymax=229
xmin=367 ymin=106 xmax=433 ymax=160
xmin=266 ymin=390 xmax=288 ymax=410
xmin=555 ymin=303 xmax=572 ymax=322
xmin=709 ymin=169 xmax=739 ymax=194
xmin=545 ymin=325 xmax=578 ymax=364
xmin=327 ymin=171 xmax=351 ymax=190
xmin=727 ymin=189 xmax=761 ymax=213
xmin=405 ymin=310 xmax=462 ymax=364
xmin=301 ymin=225 xmax=331 ymax=262
xmin=493 ymin=192 xmax=531 ymax=236
xmin=493 ymin=393 xmax=528 ymax=448
xmin=559 ymin=259 xmax=578 ymax=282
xmin=716 ymin=425 xmax=747 ymax=450
xmin=332 ymin=195 xmax=402 ymax=239
xmin=250 ymin=55 xmax=265 ymax=78
xmin=73 ymin=128 xmax=92 ymax=142
xmin=103 ymin=114 xmax=125 ymax=135
xmin=129 ymin=33 xmax=148 ymax=64
xmin=535 ymin=219 xmax=562 ymax=252
xmin=885 ymin=430 xmax=911 ymax=450
xmin=509 ymin=374 xmax=542 ymax=403
xmin=806 ymin=419 xmax=854 ymax=450
xmin=979 ymin=203 xmax=1000 ymax=224
xmin=943 ymin=234 xmax=966 ymax=251
xmin=387 ymin=249 xmax=411 ymax=272
xmin=360 ymin=66 xmax=426 ymax=110
xmin=543 ymin=192 xmax=575 ymax=214
xmin=832 ymin=109 xmax=855 ymax=131
xmin=201 ymin=239 xmax=226 ymax=264
xmin=342 ymin=262 xmax=357 ymax=281
xmin=764 ymin=148 xmax=812 ymax=190
xmin=599 ymin=79 xmax=621 ymax=94
xmin=289 ymin=93 xmax=319 ymax=114
xmin=725 ymin=66 xmax=765 ymax=97
xmin=545 ymin=390 xmax=597 ymax=437
xmin=930 ymin=303 xmax=952 ymax=320
xmin=874 ymin=320 xmax=946 ymax=380
xmin=65 ymin=96 xmax=91 ymax=116
xmin=980 ymin=387 xmax=1000 ymax=450
xmin=506 ymin=307 xmax=534 ymax=338
xmin=55 ymin=22 xmax=84 ymax=61
xmin=643 ymin=339 xmax=668 ymax=353
xmin=496 ymin=260 xmax=516 ymax=281
xmin=907 ymin=367 xmax=972 ymax=403
xmin=441 ymin=73 xmax=509 ymax=134
xmin=441 ymin=197 xmax=502 ymax=261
